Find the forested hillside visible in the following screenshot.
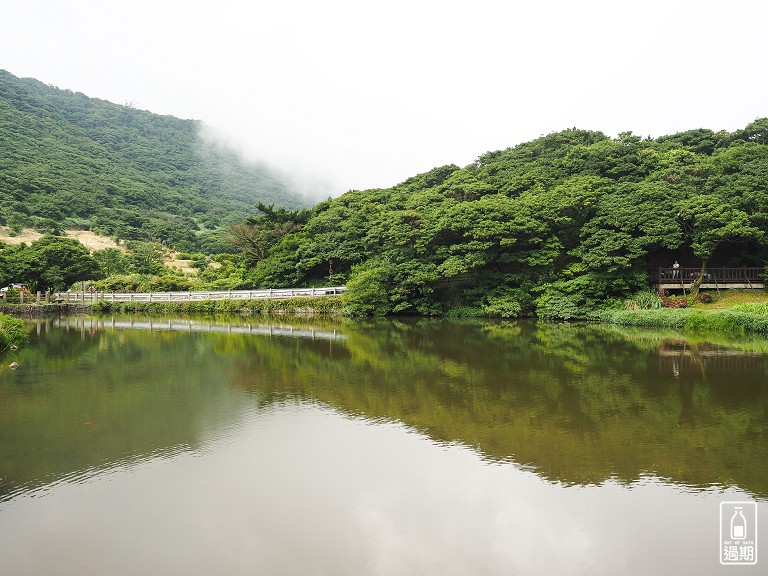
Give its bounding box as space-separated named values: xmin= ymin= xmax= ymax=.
xmin=0 ymin=69 xmax=306 ymax=251
xmin=3 ymin=66 xmax=766 ymax=317
xmin=232 ymin=119 xmax=768 ymax=317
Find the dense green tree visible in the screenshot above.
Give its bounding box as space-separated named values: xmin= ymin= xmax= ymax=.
xmin=0 ymin=244 xmax=32 ymax=288
xmin=93 ymin=248 xmax=130 ymax=276
xmin=127 ymin=242 xmax=166 ymax=275
xmin=226 ymin=119 xmax=768 ymax=317
xmin=228 ymin=203 xmax=311 ymax=265
xmin=677 ymin=194 xmax=765 ymax=294
xmin=12 ymin=236 xmax=102 ymax=291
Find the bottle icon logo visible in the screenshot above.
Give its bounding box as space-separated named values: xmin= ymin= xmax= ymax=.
xmin=731 ymin=507 xmax=747 ymax=540
xmin=720 ymin=501 xmax=758 ymax=565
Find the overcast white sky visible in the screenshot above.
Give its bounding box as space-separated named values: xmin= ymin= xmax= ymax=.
xmin=2 ymin=0 xmax=766 ymax=198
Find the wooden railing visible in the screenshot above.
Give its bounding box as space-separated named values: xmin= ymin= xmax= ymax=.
xmin=657 ymin=267 xmax=763 ymax=285
xmin=53 ymin=286 xmax=347 ymax=304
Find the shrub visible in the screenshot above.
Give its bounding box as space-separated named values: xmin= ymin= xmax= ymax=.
xmin=696 ymin=292 xmax=714 ymax=304
xmin=0 ymin=313 xmax=27 ymax=351
xmin=535 ymin=292 xmax=581 ymax=319
xmin=483 ymin=295 xmax=522 ymax=318
xmin=663 ymin=295 xmax=688 ymax=308
xmin=623 ymin=288 xmax=664 ymax=310
xmin=93 ymin=275 xmax=142 ymax=292
xmin=343 ymin=267 xmax=391 ymax=317
xmin=445 ymin=306 xmax=484 ymax=319
xmin=147 ymin=275 xmax=193 ymax=292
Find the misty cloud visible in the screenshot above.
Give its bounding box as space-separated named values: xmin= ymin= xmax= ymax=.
xmin=2 ymin=0 xmax=767 ymax=198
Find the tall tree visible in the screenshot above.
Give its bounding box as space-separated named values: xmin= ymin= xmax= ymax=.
xmin=228 ymin=203 xmax=311 ymax=265
xmin=677 ymin=194 xmax=765 ymax=294
xmin=26 ymin=236 xmax=101 ymax=291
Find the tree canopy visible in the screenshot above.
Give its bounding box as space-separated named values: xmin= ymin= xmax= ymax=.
xmin=229 ymin=120 xmax=768 ymax=317
xmin=3 ymin=68 xmax=766 ymax=315
xmin=0 ymin=236 xmax=100 ymax=291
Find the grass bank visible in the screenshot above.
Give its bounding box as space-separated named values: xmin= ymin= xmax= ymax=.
xmin=91 ymin=295 xmax=344 ymax=316
xmin=599 ymin=289 xmax=768 ymax=335
xmin=0 ymin=313 xmax=27 ymax=351
xmin=599 ymin=308 xmax=768 ymax=335
xmin=688 ymin=289 xmax=768 ymax=309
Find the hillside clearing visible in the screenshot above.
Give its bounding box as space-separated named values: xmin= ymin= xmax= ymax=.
xmin=0 ymin=227 xmax=44 ymax=245
xmin=0 ymin=228 xmax=123 ymax=251
xmin=0 ymin=228 xmax=196 ymax=273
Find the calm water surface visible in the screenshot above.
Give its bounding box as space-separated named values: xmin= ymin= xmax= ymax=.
xmin=0 ymin=315 xmax=766 ymax=575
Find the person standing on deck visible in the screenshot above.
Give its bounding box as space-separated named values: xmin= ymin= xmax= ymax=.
xmin=672 ymin=260 xmax=680 ymax=278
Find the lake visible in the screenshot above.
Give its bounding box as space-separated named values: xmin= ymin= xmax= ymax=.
xmin=1 ymin=315 xmax=766 ymax=575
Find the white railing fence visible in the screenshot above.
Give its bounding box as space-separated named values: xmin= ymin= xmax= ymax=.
xmin=52 ymin=286 xmax=347 ymax=304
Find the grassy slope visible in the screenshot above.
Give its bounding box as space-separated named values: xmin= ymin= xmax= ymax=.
xmin=689 ymin=289 xmax=768 ymax=309
xmin=601 ymin=290 xmax=768 ymax=334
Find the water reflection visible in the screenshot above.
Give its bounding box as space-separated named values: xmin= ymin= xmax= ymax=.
xmin=657 ymin=338 xmax=766 ymax=378
xmin=1 ymin=315 xmax=767 ymax=574
xmin=3 ymin=316 xmax=766 ymax=500
xmin=50 ymin=315 xmax=346 ymax=341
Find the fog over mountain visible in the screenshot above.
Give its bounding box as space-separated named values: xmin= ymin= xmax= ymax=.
xmin=2 ymin=1 xmax=765 ymax=196
xmin=0 ymin=69 xmax=307 ymax=251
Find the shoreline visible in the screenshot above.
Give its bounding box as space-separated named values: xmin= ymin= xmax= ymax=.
xmin=4 ymin=297 xmax=768 ymax=337
xmin=0 ymin=304 xmax=93 ymax=317
xmin=598 ymin=307 xmax=768 ymax=335
xmin=0 ymin=296 xmax=344 ymax=318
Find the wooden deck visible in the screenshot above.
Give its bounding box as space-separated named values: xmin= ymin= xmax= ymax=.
xmin=657 ymin=267 xmax=764 ymax=290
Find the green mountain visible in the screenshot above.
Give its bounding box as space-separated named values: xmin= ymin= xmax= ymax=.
xmin=238 ymin=119 xmax=768 ymax=315
xmin=0 ymin=69 xmax=308 ymax=251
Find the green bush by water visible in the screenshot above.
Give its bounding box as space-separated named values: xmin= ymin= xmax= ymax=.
xmin=623 ymin=288 xmax=664 ymax=310
xmin=483 ymin=294 xmax=523 ymax=318
xmin=0 ymin=313 xmax=27 ymax=351
xmin=342 ymin=267 xmax=391 ymax=317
